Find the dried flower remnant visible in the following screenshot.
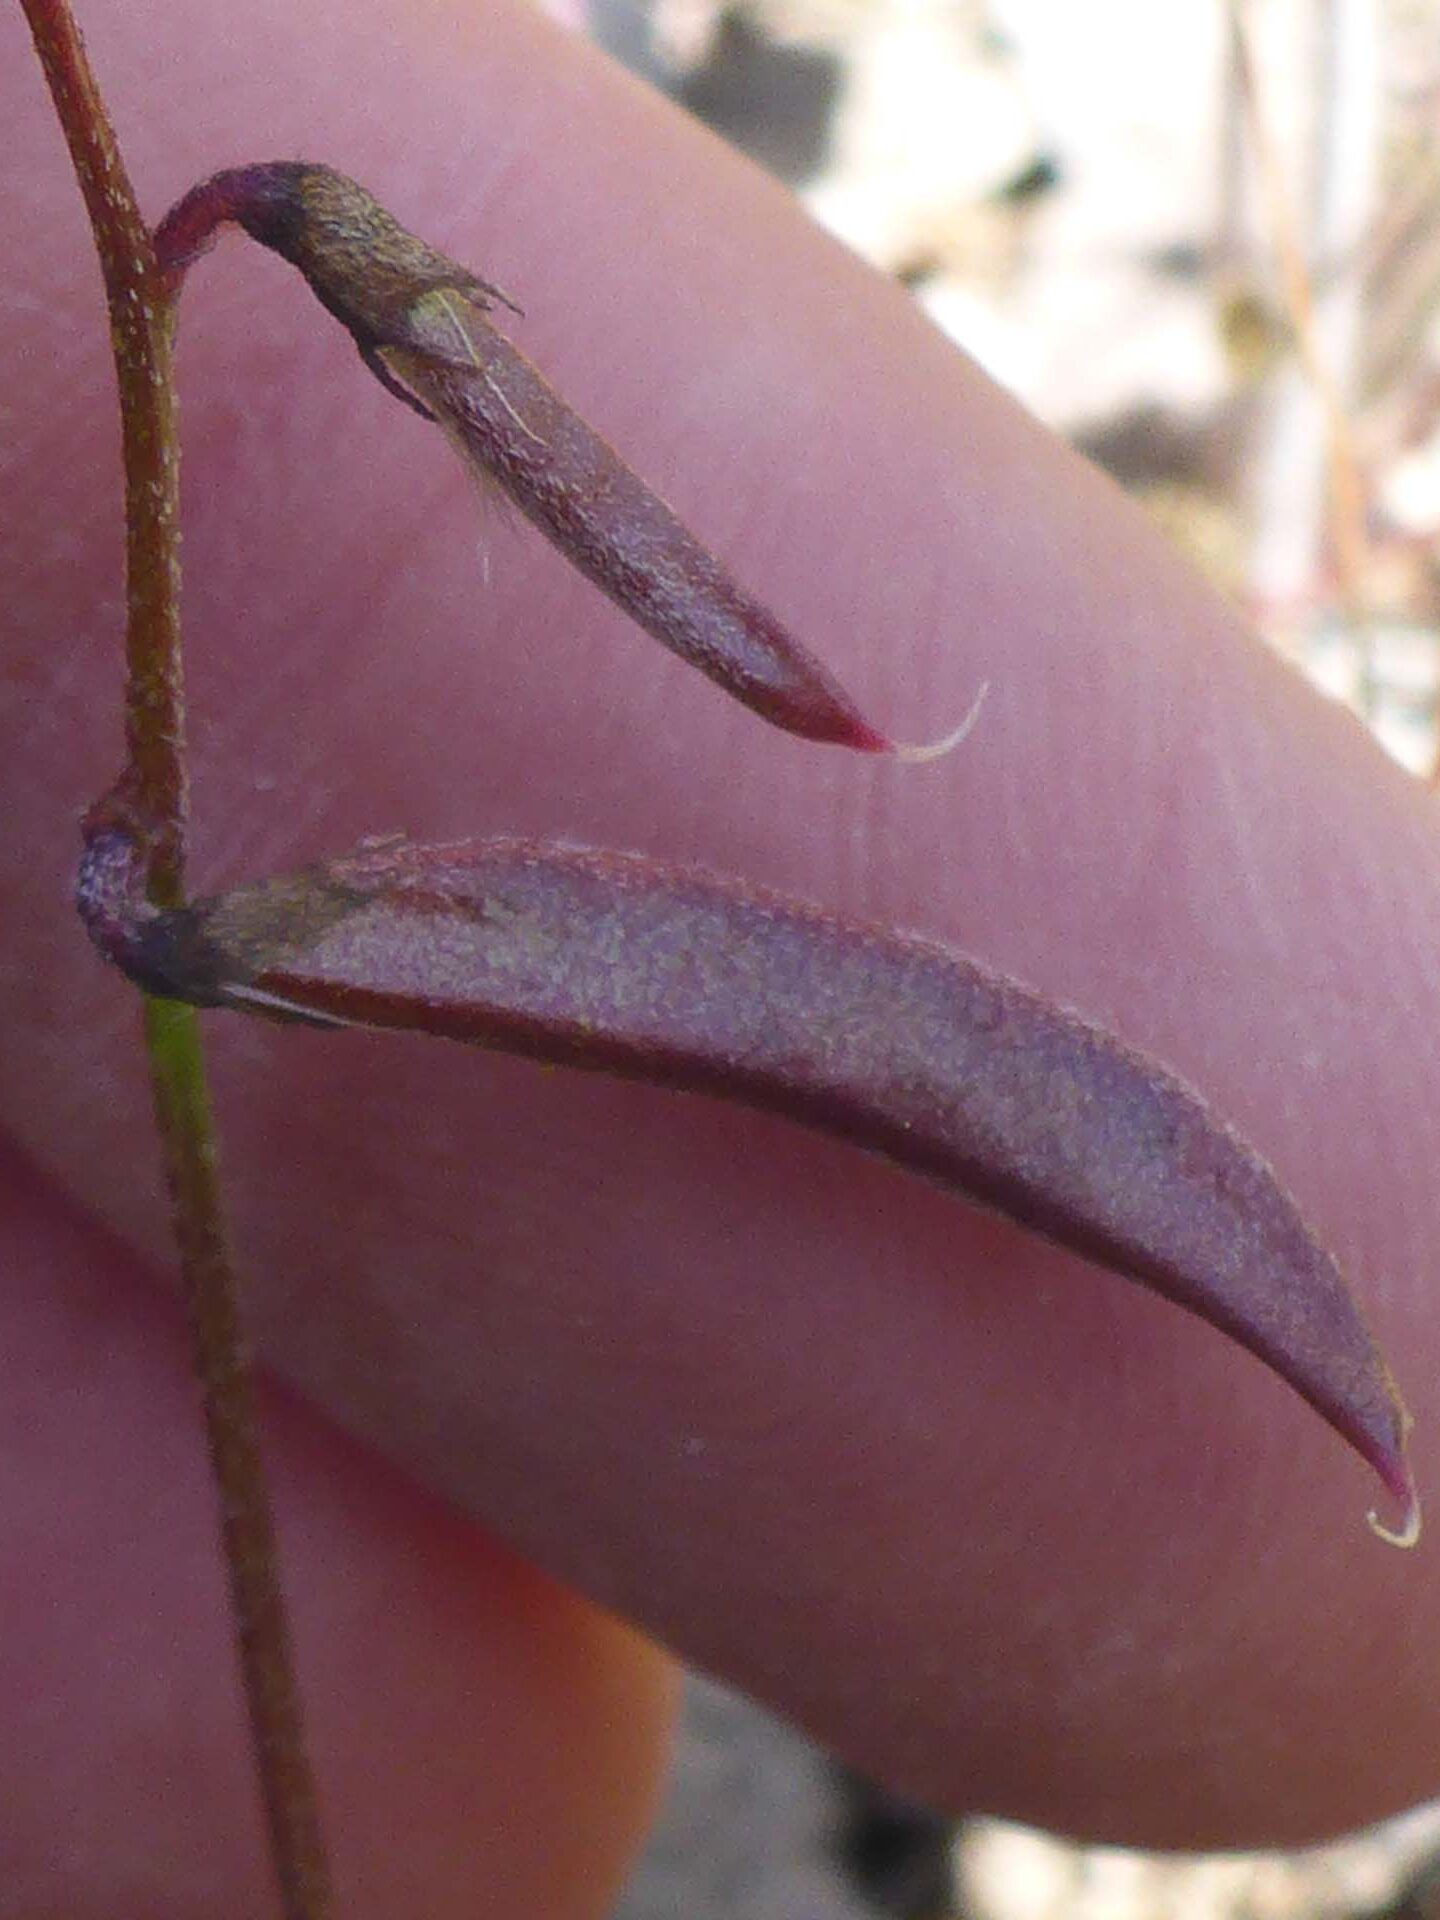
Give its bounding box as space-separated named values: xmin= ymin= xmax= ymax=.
xmin=77 ymin=817 xmax=1419 ymax=1547
xmin=152 ymin=162 xmax=895 ymax=751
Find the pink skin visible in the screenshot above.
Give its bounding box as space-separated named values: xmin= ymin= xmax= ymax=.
xmin=5 ymin=0 xmax=1440 ymax=1903
xmin=0 ymin=1146 xmax=674 ymax=1917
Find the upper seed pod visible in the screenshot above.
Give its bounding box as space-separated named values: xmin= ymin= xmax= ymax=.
xmin=154 ymin=162 xmax=895 ymax=750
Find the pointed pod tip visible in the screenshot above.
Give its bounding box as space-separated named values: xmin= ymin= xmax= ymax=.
xmin=1366 ymin=1403 xmax=1420 ymax=1547
xmin=1368 ymin=1482 xmax=1422 ymax=1550
xmin=890 ymin=682 xmax=992 ymax=766
xmin=813 ymin=680 xmax=990 ymax=760
xmin=841 ymin=719 xmax=894 ymax=754
xmin=786 ymin=700 xmax=892 ymax=753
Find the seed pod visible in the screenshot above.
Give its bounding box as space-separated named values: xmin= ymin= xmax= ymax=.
xmin=79 ymin=822 xmax=1418 ymax=1544
xmin=153 ymin=163 xmax=893 ymax=750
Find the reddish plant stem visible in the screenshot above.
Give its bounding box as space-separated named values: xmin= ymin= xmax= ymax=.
xmin=18 ymin=0 xmax=185 ymax=895
xmin=19 ymin=3 xmax=333 ymax=1914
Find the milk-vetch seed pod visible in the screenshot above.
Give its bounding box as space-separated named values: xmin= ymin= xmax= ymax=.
xmin=153 ymin=162 xmax=894 ymax=750
xmin=76 ymin=818 xmax=1419 ymax=1547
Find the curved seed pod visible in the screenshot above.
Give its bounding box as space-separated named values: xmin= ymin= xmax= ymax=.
xmin=78 ymin=823 xmax=1418 ymax=1544
xmin=377 ymin=321 xmax=891 ymax=748
xmin=152 ymin=163 xmax=891 ymax=752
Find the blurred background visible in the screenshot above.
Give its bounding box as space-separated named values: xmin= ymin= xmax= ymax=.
xmin=532 ymin=2 xmax=1440 ymax=1914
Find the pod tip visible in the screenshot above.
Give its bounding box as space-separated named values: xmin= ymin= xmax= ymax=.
xmin=1367 ymin=1449 xmax=1421 ymax=1550
xmin=892 ymin=681 xmax=991 ymax=765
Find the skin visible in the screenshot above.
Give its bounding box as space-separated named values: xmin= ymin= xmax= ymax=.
xmin=5 ymin=0 xmax=1440 ymax=1906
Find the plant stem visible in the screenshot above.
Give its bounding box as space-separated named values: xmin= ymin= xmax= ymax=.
xmin=19 ymin=3 xmax=333 ymax=1913
xmin=146 ymin=997 xmax=333 ymax=1920
xmin=19 ymin=0 xmax=185 ymax=893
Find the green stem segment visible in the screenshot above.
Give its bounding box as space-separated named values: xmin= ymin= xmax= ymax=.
xmin=145 ymin=998 xmax=333 ymax=1920
xmin=19 ymin=2 xmax=333 ymax=1913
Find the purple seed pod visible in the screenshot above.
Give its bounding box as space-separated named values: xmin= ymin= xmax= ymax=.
xmin=79 ymin=823 xmax=1418 ymax=1545
xmin=153 ymin=163 xmax=892 ymax=751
